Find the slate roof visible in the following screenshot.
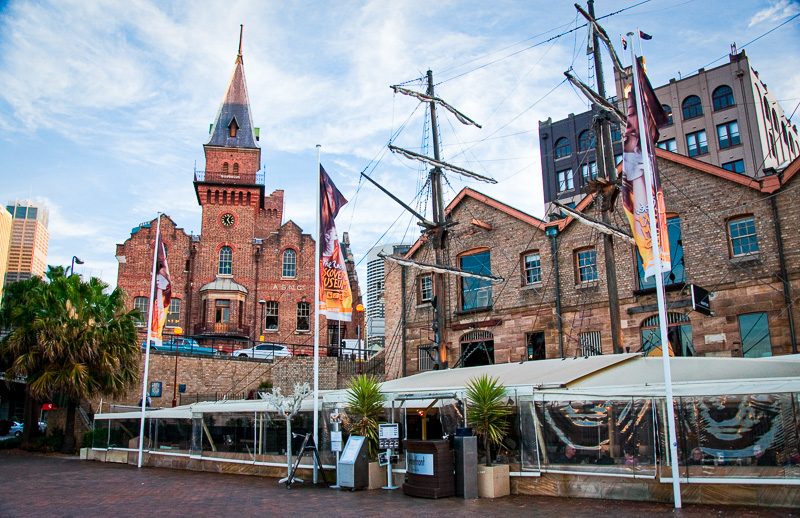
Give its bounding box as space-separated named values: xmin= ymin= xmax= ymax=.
xmin=206 ymin=53 xmax=259 ymax=149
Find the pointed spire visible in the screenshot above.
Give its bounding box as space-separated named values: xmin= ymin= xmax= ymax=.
xmin=206 ymin=26 xmax=258 ymax=149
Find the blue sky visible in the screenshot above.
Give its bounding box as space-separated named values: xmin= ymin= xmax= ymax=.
xmin=1 ymin=0 xmax=798 ymax=289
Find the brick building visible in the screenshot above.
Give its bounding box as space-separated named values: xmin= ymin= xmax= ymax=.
xmin=384 ymin=150 xmax=799 ymax=380
xmin=115 ymin=47 xmax=361 ymax=352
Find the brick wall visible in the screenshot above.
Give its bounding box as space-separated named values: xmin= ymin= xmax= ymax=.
xmin=272 ymin=357 xmax=338 ymax=393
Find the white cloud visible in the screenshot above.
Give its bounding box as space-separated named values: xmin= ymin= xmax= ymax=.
xmin=749 ymin=0 xmax=800 ymax=27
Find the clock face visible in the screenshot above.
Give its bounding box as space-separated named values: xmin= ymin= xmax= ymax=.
xmin=221 ymin=213 xmax=235 ymax=227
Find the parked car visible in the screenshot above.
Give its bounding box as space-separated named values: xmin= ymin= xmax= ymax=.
xmin=232 ymin=343 xmax=292 ymax=360
xmin=142 ymin=338 xmax=220 ymax=355
xmin=10 ymin=421 xmax=23 ymax=437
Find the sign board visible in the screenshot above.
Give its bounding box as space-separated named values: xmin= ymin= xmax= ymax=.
xmin=331 ymin=431 xmax=343 ymax=453
xmin=379 ymin=423 xmax=399 ymax=439
xmin=378 ymin=451 xmax=389 ymax=466
xmin=406 ymin=452 xmax=434 ymax=476
xmin=340 ymin=435 xmax=365 ymax=464
xmin=690 ymin=284 xmax=712 ymax=316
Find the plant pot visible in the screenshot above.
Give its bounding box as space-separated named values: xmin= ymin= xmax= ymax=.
xmin=476 ymin=463 xmax=509 ymax=498
xmin=368 ymin=461 xmax=387 ymax=489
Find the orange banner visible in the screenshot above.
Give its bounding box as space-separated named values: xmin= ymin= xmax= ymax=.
xmin=319 ymin=165 xmax=352 ymax=321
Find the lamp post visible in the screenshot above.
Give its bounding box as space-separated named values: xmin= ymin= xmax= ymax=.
xmin=67 ymin=256 xmax=84 ymax=276
xmin=355 ymin=303 xmax=364 ymax=361
xmin=258 ymin=300 xmax=266 ymax=341
xmin=171 ymin=327 xmax=183 ymax=407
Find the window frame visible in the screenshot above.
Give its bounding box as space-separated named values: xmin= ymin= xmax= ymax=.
xmin=554 ymin=137 xmax=571 ymax=159
xmin=722 ymin=159 xmax=745 ymax=174
xmin=556 ymin=169 xmax=574 ymax=193
xmin=574 ymin=247 xmax=597 ymax=284
xmin=712 ymin=85 xmax=734 ymax=111
xmin=215 ymin=299 xmax=230 ymax=324
xmin=578 ymin=130 xmax=595 ymax=151
xmin=264 ymin=301 xmax=279 ymax=330
xmin=717 ymin=120 xmax=740 ymax=149
xmin=579 ymin=331 xmax=603 ymax=356
xmin=218 ymin=246 xmax=233 ymax=275
xmin=282 ymin=248 xmax=297 ymax=278
xmin=727 ymin=215 xmax=759 ymax=257
xmin=682 ymin=95 xmax=703 ymax=120
xmin=580 ymin=162 xmax=597 ymax=181
xmin=637 ymin=216 xmax=684 ymax=290
xmin=662 ymin=104 xmax=673 ymax=125
xmin=738 ymin=312 xmax=772 ymax=358
xmin=418 ymin=274 xmax=433 ymax=303
xmin=686 ymin=130 xmax=708 ymax=157
xmin=459 ymin=249 xmax=492 ymax=311
xmin=296 ymin=302 xmax=311 ymax=331
xmin=657 ymin=138 xmax=677 ymax=152
xmin=522 ymin=251 xmax=542 ymax=286
xmin=133 ymin=296 xmax=149 ymax=327
xmin=166 ymin=298 xmax=181 ymax=328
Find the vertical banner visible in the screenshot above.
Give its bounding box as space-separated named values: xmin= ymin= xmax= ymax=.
xmin=148 ymin=236 xmax=172 ymax=345
xmin=622 ymin=59 xmax=671 ymax=280
xmin=319 ymin=165 xmax=353 ymax=321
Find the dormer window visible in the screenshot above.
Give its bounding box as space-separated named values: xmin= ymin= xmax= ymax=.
xmin=229 ymin=117 xmax=239 ymax=137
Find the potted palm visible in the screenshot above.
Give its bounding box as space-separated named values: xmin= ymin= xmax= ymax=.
xmin=345 ymin=374 xmax=385 ymax=489
xmin=466 ymin=374 xmax=512 ymax=498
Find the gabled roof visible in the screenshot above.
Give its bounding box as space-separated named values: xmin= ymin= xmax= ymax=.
xmin=206 ymin=52 xmax=259 ymax=149
xmin=405 ymin=187 xmax=546 ymax=258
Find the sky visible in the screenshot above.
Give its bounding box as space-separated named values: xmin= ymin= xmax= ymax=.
xmin=1 ymin=0 xmax=798 ymax=291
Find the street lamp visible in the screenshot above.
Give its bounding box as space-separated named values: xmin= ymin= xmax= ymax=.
xmin=355 ymin=303 xmax=364 ymax=361
xmin=172 ymin=326 xmax=183 ymax=407
xmin=258 ymin=300 xmax=266 ymax=341
xmin=67 ymin=256 xmax=84 ymax=276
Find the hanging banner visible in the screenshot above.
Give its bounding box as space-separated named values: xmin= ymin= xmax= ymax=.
xmin=319 ymin=165 xmax=353 ymax=321
xmin=148 ymin=235 xmax=172 ymax=345
xmin=622 ymin=59 xmax=671 ymax=280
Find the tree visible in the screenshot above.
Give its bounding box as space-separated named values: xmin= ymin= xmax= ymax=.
xmin=1 ymin=267 xmax=141 ymax=452
xmin=465 ymin=375 xmax=511 ymax=467
xmin=344 ymin=374 xmax=384 ymax=460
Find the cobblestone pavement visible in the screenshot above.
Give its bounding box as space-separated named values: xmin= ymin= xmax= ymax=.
xmin=0 ymin=451 xmax=796 ymax=518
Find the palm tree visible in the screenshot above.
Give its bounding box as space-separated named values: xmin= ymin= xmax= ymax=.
xmin=465 ymin=375 xmax=511 ymax=467
xmin=2 ymin=268 xmax=141 ymax=452
xmin=345 ymin=374 xmax=384 ymax=459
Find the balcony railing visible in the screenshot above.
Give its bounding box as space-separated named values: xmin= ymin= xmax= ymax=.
xmin=193 ymin=323 xmax=251 ymax=337
xmin=193 ymin=168 xmax=265 ymax=185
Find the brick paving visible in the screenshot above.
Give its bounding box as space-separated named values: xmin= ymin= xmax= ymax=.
xmin=0 ymin=451 xmax=796 ymax=518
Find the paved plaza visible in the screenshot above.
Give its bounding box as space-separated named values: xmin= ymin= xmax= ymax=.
xmin=0 ymin=451 xmax=796 ymax=517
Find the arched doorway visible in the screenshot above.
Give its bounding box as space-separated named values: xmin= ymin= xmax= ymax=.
xmin=459 ymin=330 xmax=494 ymax=367
xmin=639 ymin=312 xmax=694 ymax=357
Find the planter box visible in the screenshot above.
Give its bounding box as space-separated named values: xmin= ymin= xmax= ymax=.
xmin=477 ymin=464 xmax=509 ymax=498
xmin=368 ymin=461 xmax=387 ymax=489
xmin=80 ymin=447 xmax=89 ymax=460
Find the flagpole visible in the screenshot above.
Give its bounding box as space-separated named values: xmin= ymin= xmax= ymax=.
xmin=313 ymin=144 xmax=321 ymax=485
xmin=137 ymin=213 xmax=161 ymax=468
xmin=629 ymin=34 xmax=682 ymax=508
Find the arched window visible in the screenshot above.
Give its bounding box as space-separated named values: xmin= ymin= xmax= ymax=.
xmin=282 ymin=249 xmax=296 ymax=278
xmin=662 ymin=105 xmax=673 ymax=125
xmin=772 ymin=109 xmax=779 ymax=130
xmin=223 ymin=162 xmax=229 ymax=175
xmin=712 ymin=85 xmax=734 ymax=110
xmin=459 ymin=330 xmax=495 ymax=367
xmin=554 ymin=138 xmax=571 ymax=159
xmin=578 ymin=130 xmax=595 ymax=151
xmin=218 ymin=246 xmax=232 ymax=275
xmin=640 ymin=312 xmax=693 ymax=357
xmin=763 ymin=97 xmax=770 ymax=121
xmin=682 ymin=95 xmax=703 ymax=119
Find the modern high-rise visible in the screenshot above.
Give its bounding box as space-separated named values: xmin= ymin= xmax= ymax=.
xmin=4 ymin=200 xmax=50 ymax=285
xmin=365 ymin=243 xmax=410 ymax=349
xmin=539 ymin=50 xmax=799 ymax=218
xmin=0 ymin=206 xmax=12 ymax=302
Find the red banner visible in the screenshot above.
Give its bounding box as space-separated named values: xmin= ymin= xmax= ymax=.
xmin=319 ymin=165 xmax=352 ymax=321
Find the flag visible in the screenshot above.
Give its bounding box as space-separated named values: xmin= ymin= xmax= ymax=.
xmin=639 ymin=30 xmax=652 ymax=40
xmin=621 ymin=59 xmax=671 ymax=280
xmin=621 ymin=36 xmax=627 ymax=50
xmin=149 ymin=235 xmax=172 ymax=345
xmin=319 ymin=165 xmax=353 ymax=321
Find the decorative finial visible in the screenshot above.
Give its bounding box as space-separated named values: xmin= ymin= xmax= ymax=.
xmin=238 ymin=25 xmax=243 ymax=56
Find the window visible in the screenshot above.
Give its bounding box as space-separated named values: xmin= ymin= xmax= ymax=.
xmin=215 ymin=299 xmax=230 ymax=323
xmin=686 ymin=130 xmax=708 ymax=156
xmin=738 ymin=313 xmax=772 ymax=358
xmin=610 ymin=124 xmax=622 ymax=141
xmin=640 ymin=312 xmax=694 ymax=356
xmin=418 ymin=345 xmax=435 ymax=371
xmin=166 ymin=298 xmax=181 ymax=327
xmin=579 ymin=331 xmax=602 ymax=356
xmin=638 ymin=217 xmax=684 ymax=289
xmin=523 ymin=252 xmax=542 ymax=285
xmin=233 ymin=163 xmax=239 ymax=175
xmin=712 ymin=85 xmax=734 ymax=110
xmin=223 ymin=162 xmax=229 ymax=175
xmin=218 ymin=246 xmax=232 ymax=275
xmin=721 ymin=160 xmax=745 ymax=175
xmin=265 ymin=301 xmax=278 ymax=330
xmin=662 ymin=105 xmax=673 ymax=125
xmin=460 ymin=250 xmax=492 ymax=311
xmin=682 ymin=95 xmax=703 ymax=119
xmin=133 ymin=296 xmax=149 ymax=326
xmin=763 ymin=97 xmax=770 ymax=122
xmin=554 ymin=138 xmax=571 ymax=159
xmin=575 ymin=248 xmax=597 ymax=283
xmin=282 ymin=249 xmax=296 ymax=278
xmin=418 ymin=274 xmax=433 ymax=303
xmin=557 ymin=169 xmax=574 ymax=192
xmin=296 ymin=302 xmax=310 ymax=331
xmin=526 ymin=331 xmax=545 ymax=361
xmin=657 ymin=139 xmax=677 ymax=152
xmin=580 ymin=162 xmax=597 ymax=181
xmin=728 ymin=216 xmax=759 ymax=256
xmin=578 ymin=130 xmax=595 ymax=151
xmin=717 ymin=121 xmax=740 ymax=149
